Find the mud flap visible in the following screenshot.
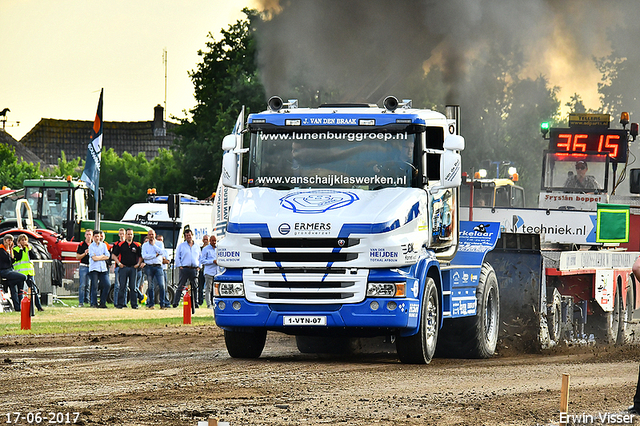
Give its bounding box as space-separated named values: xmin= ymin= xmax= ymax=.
xmin=485 ymin=233 xmax=545 ymax=352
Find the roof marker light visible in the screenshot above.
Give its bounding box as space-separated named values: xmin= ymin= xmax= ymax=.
xmin=541 ymin=122 xmax=550 ymax=137
xmin=621 ymin=112 xmax=630 ymax=127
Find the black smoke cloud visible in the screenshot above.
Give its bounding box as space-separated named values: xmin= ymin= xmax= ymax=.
xmin=253 ymin=0 xmax=634 ymax=105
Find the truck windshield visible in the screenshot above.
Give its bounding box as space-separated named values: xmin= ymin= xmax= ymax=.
xmin=542 ymin=152 xmax=608 ymax=193
xmin=25 ymin=186 xmax=69 ymax=235
xmin=0 ymin=189 xmax=25 ymax=221
xmin=247 ymin=130 xmax=420 ymax=190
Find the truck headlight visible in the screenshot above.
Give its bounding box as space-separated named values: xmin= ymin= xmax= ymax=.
xmin=214 ymin=282 xmax=245 ymax=297
xmin=366 ymin=282 xmax=406 ymax=297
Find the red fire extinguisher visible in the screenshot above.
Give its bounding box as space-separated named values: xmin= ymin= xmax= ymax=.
xmin=21 ymin=293 xmax=31 ymax=330
xmin=183 ymin=286 xmax=192 ymax=325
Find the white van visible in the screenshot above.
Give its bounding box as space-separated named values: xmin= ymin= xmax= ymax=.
xmin=121 ymin=193 xmax=214 ymax=255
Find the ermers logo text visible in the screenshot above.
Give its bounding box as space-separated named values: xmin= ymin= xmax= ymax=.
xmin=295 ymin=223 xmax=331 ymax=231
xmin=292 ymin=222 xmax=331 ymax=236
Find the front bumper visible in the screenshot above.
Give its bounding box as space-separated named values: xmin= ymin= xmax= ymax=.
xmin=213 ymin=297 xmax=421 ymax=334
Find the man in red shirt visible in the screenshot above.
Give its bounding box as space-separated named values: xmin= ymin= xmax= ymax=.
xmin=111 ymin=229 xmax=142 ymax=309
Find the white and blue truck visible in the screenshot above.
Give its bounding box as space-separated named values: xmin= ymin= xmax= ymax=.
xmin=214 ymin=97 xmax=501 ymax=364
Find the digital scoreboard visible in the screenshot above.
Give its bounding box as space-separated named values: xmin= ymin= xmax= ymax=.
xmin=549 ymin=128 xmax=628 ymax=163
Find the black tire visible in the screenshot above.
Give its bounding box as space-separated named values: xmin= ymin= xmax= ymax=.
xmin=591 ymin=286 xmax=621 ymax=345
xmin=29 ymin=238 xmax=51 ymax=260
xmin=463 ymin=263 xmax=500 ymax=358
xmin=156 ymin=285 xmax=175 ymax=306
xmin=547 ymin=287 xmax=563 ymax=344
xmin=396 ymin=277 xmax=439 ymax=364
xmin=0 ymin=231 xmax=51 ymax=260
xmin=107 ymin=284 xmax=115 ymax=304
xmin=295 ymin=336 xmax=358 ymax=355
xmin=618 ymin=284 xmax=634 ymax=345
xmin=224 ymin=329 xmax=267 ymax=359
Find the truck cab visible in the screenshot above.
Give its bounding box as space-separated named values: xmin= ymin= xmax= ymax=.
xmin=214 ymin=98 xmax=501 ymax=363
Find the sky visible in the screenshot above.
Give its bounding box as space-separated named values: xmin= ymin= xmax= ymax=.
xmin=0 ymin=0 xmax=255 ymax=141
xmin=1 ymin=0 xmax=610 ymax=144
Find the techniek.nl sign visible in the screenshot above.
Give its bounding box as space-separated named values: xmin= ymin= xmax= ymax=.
xmin=467 ymin=208 xmax=596 ymax=244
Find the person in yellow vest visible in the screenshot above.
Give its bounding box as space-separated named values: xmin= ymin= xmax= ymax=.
xmin=13 ymin=234 xmax=43 ymax=311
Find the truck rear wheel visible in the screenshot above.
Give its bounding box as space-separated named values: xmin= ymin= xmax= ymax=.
xmin=435 ymin=263 xmax=499 ymax=358
xmin=396 ymin=277 xmax=439 ymax=364
xmin=463 ymin=263 xmax=500 ymax=358
xmin=224 ymin=329 xmax=267 ymax=359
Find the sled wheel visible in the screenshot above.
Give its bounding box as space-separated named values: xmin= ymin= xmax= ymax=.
xmin=396 ymin=277 xmax=439 ymax=364
xmin=618 ymin=284 xmax=634 ymax=345
xmin=224 ymin=329 xmax=267 ymax=359
xmin=547 ymin=287 xmax=563 ymax=344
xmin=592 ymin=285 xmax=621 ymax=345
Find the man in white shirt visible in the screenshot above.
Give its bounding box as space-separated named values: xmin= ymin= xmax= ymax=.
xmin=88 ymin=230 xmax=111 ymax=308
xmin=141 ymin=229 xmax=170 ymax=309
xmin=199 ymin=235 xmax=218 ymax=309
xmin=172 ymin=228 xmax=201 ymax=312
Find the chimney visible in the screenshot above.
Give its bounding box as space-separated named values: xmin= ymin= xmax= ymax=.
xmin=153 ymin=104 xmax=166 ymax=137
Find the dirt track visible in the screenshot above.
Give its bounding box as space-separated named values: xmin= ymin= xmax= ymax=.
xmin=1 ymin=320 xmax=640 ymax=426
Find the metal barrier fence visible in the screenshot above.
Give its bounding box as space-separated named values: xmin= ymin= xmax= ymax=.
xmin=31 ymin=260 xmax=182 ymax=305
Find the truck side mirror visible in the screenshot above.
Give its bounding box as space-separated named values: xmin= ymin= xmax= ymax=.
xmin=443 ymin=134 xmax=465 ymax=151
xmin=222 ymin=151 xmax=243 ymax=189
xmin=222 ymin=134 xmax=237 ymax=151
xmin=430 ymin=150 xmax=462 ymax=192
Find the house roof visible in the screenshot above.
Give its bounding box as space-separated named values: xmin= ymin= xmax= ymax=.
xmin=0 ymin=128 xmax=43 ymax=164
xmin=19 ymin=105 xmax=177 ymax=166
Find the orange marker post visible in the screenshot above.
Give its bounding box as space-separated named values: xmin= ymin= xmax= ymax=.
xmin=183 ymin=286 xmax=192 ymax=325
xmin=20 ymin=293 xmax=31 ymax=330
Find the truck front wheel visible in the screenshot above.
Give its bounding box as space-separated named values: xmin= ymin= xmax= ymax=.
xmin=224 ymin=329 xmax=267 ymax=359
xmin=396 ymin=277 xmax=439 ymax=364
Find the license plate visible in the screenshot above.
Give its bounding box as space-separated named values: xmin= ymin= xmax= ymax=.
xmin=283 ymin=316 xmax=327 ymax=326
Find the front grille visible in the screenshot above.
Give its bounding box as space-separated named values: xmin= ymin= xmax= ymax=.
xmin=263 ymin=267 xmax=347 ymax=274
xmin=258 ymin=292 xmax=354 ymax=300
xmin=252 ymin=252 xmax=358 ymax=262
xmin=244 ymin=268 xmax=368 ymax=304
xmin=250 ymin=237 xmax=359 ymax=248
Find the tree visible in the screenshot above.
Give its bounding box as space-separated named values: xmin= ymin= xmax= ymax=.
xmin=97 ymin=148 xmax=188 ymax=220
xmin=452 ymin=41 xmax=561 ymax=205
xmin=173 ymin=8 xmax=266 ymax=198
xmin=0 ymin=144 xmax=42 ymax=188
xmin=595 ymin=17 xmax=640 ymax=120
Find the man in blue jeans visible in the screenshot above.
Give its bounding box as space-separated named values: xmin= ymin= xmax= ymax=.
xmin=112 ymin=229 xmax=142 ymax=309
xmin=172 ymin=228 xmax=201 ymax=313
xmin=76 ymin=229 xmax=92 ymax=307
xmin=88 ymin=230 xmax=110 ymax=308
xmin=141 ymin=229 xmax=170 ymax=310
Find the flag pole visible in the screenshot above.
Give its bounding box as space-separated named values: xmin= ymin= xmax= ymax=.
xmin=80 ymin=89 xmax=104 ymax=232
